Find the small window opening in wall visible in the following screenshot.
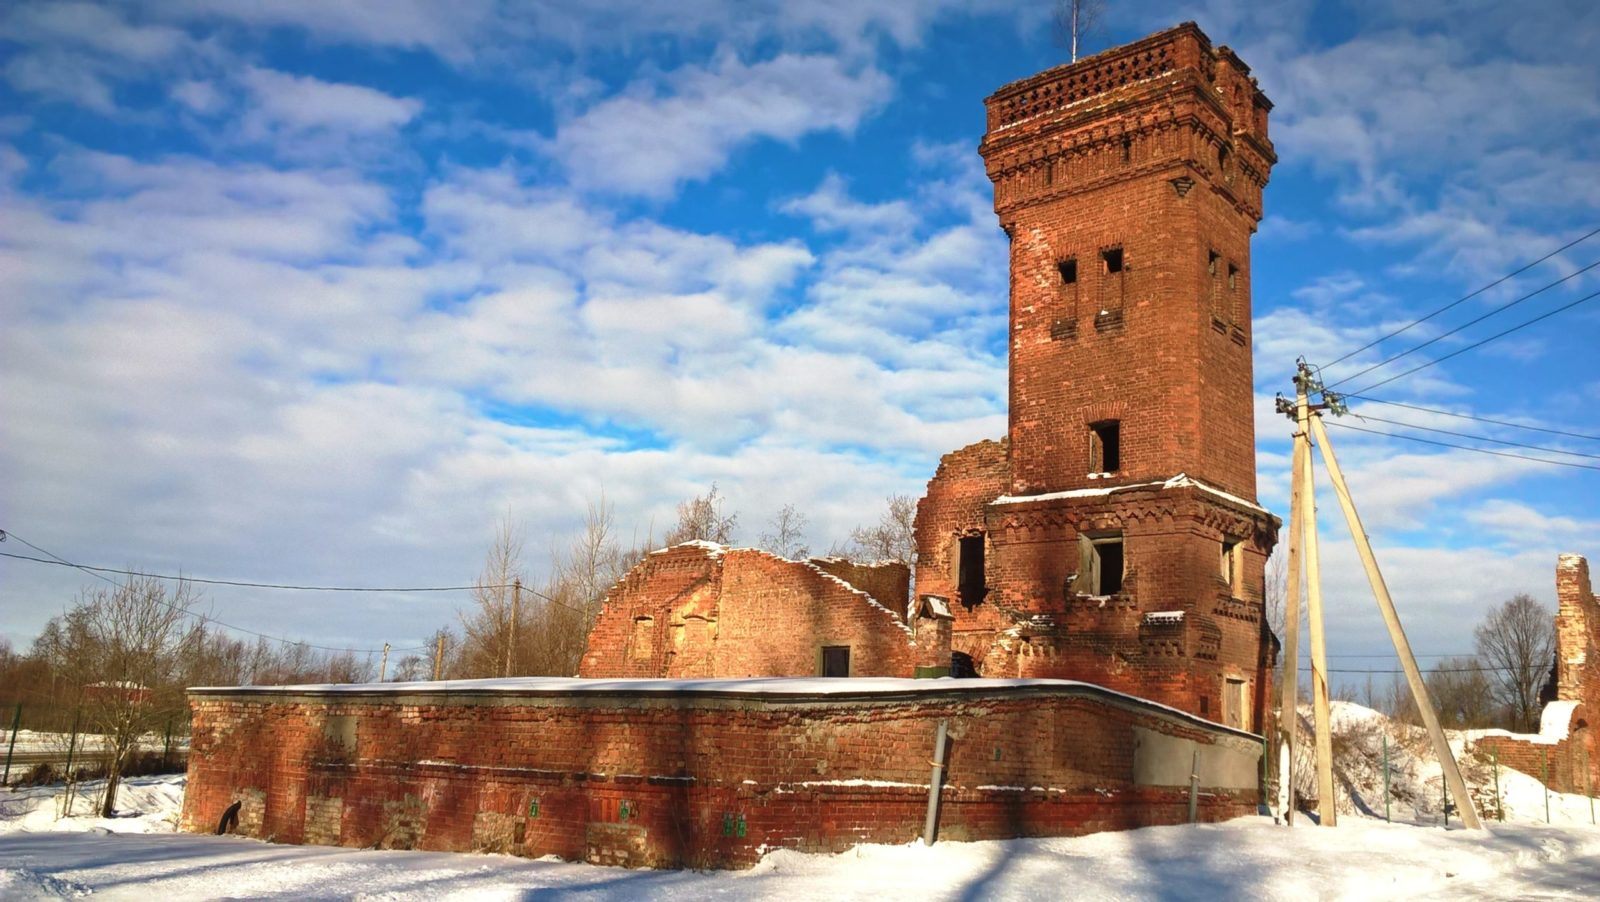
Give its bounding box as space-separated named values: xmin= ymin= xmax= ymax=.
xmin=821 ymin=645 xmax=850 ymax=678
xmin=957 ymin=535 xmax=986 ymax=607
xmin=1121 ymin=136 xmax=1131 ymax=163
xmin=1058 ymin=258 xmax=1077 ymax=284
xmin=1200 ymin=696 xmax=1210 ymax=715
xmin=1218 ymin=144 xmax=1231 ymax=175
xmin=1102 ymin=247 xmax=1124 ymax=274
xmin=1221 ymin=539 xmax=1241 ymax=596
xmin=1077 ymin=534 xmax=1125 ymax=596
xmin=630 ymin=617 xmax=654 ymax=661
xmin=1208 ymin=250 xmax=1219 ymax=277
xmin=1228 ymin=263 xmax=1239 ymax=290
xmin=1224 ymin=677 xmax=1248 ymax=729
xmin=1088 ymin=420 xmax=1120 ymax=473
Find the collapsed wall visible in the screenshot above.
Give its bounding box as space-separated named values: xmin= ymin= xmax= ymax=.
xmin=180 ymin=677 xmax=1263 ymax=869
xmin=578 ymin=542 xmax=936 ymax=679
xmin=1476 ymin=554 xmax=1597 ymax=794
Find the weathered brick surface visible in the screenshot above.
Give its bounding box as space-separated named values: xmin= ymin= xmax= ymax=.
xmin=1476 ymin=554 xmax=1598 ymax=794
xmin=912 ymin=22 xmax=1279 ymax=731
xmin=181 ymin=682 xmax=1261 ymax=869
xmin=580 ymin=545 xmax=926 ymax=679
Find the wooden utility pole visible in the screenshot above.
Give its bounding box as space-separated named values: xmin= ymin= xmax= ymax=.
xmin=379 ymin=642 xmax=390 ymax=682
xmin=506 ymin=578 xmax=521 ymax=678
xmin=1307 ymin=412 xmax=1483 ymax=828
xmin=1277 ymin=412 xmax=1307 ymax=824
xmin=433 ymin=634 xmax=445 ymax=681
xmin=1297 ymin=375 xmax=1337 ymax=826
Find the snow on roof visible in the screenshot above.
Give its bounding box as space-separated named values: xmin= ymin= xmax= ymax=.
xmin=651 ymin=539 xmax=728 ymax=557
xmin=185 ymin=676 xmax=1261 ymax=739
xmin=1468 ymin=700 xmax=1583 ymax=746
xmin=990 ymin=472 xmax=1268 ymax=515
xmin=917 ymin=595 xmax=954 ymax=620
xmin=1143 ymin=611 xmax=1184 ymax=624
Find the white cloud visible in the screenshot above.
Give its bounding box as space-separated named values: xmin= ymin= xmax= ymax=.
xmin=233 ymin=67 xmax=422 ymax=160
xmin=546 ymin=51 xmax=892 ymax=197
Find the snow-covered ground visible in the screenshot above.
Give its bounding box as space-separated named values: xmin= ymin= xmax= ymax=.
xmin=2 ymin=703 xmax=1599 ymax=900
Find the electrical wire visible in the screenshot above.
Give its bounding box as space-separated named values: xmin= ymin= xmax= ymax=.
xmin=0 ymin=551 xmax=503 ymax=593
xmin=1348 ymin=414 xmax=1600 ymax=461
xmin=1323 ymin=421 xmax=1600 ymax=472
xmin=1343 ymin=394 xmax=1600 ymax=443
xmin=1324 ymin=223 xmax=1600 ymax=368
xmin=1326 ymin=259 xmax=1600 ymax=389
xmin=1346 ymin=286 xmax=1600 ymax=395
xmin=0 ymin=533 xmax=432 ymax=654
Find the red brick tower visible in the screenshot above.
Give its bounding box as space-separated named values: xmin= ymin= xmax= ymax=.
xmin=914 ymin=23 xmax=1280 ymax=730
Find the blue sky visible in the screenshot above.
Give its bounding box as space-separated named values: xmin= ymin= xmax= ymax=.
xmin=2 ymin=1 xmax=1597 ymax=683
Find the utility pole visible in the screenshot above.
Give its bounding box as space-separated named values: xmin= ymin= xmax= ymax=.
xmin=506 ymin=578 xmax=521 ymax=678
xmin=433 ymin=634 xmax=445 ymax=681
xmin=1296 ymin=370 xmax=1337 ymax=826
xmin=379 ymin=643 xmax=390 ymax=682
xmin=1295 ymin=362 xmax=1483 ymax=829
xmin=1277 ymin=409 xmax=1307 ymax=824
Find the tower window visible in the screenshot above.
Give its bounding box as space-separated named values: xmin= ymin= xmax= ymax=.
xmin=957 ymin=535 xmax=986 ymax=607
xmin=1076 ymin=534 xmax=1125 ymax=596
xmin=1089 ymin=420 xmax=1120 ymax=473
xmin=1057 ymin=258 xmax=1077 ymax=284
xmin=1221 ymin=539 xmax=1241 ymax=597
xmin=1208 ymin=250 xmax=1219 ymax=277
xmin=1121 ymin=136 xmax=1131 ymax=163
xmin=1228 ymin=263 xmax=1239 ymax=290
xmin=1102 ymin=248 xmax=1123 ymax=274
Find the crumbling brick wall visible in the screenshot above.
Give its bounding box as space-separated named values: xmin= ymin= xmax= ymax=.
xmin=579 ymin=544 xmax=926 ymax=679
xmin=1476 ymin=554 xmax=1598 ymax=794
xmin=181 ymin=679 xmax=1263 ymax=869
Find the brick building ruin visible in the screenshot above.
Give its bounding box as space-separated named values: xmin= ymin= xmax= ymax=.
xmin=181 ymin=23 xmax=1295 ymax=868
xmin=1477 ymin=554 xmax=1599 ymax=794
xmin=912 ymin=21 xmax=1279 ymax=731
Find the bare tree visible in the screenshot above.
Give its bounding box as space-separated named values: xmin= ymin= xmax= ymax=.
xmin=36 ymin=574 xmax=204 ymax=817
xmin=1474 ymin=593 xmax=1555 ymax=732
xmin=845 ymin=495 xmax=917 ymax=566
xmin=759 ymin=503 xmax=811 ymax=560
xmin=458 ymin=517 xmax=528 ymax=678
xmin=1425 ymin=656 xmax=1497 ymax=730
xmin=1052 ymin=0 xmax=1105 ymax=62
xmin=664 ymin=483 xmax=738 ymax=546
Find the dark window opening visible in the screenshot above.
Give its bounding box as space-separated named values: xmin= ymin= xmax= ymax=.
xmin=1218 ymin=144 xmax=1231 ymax=173
xmin=1102 ymin=248 xmax=1123 ymax=274
xmin=1200 ymin=696 xmax=1210 ymax=715
xmin=1208 ymin=250 xmax=1220 ymax=277
xmin=1058 ymin=258 xmax=1077 ymax=284
xmin=958 ymin=535 xmax=986 ymax=607
xmin=1093 ymin=538 xmax=1124 ymax=595
xmin=1073 ymin=533 xmax=1126 ymax=597
xmin=821 ymin=645 xmax=850 ymax=678
xmin=1228 ymin=263 xmax=1239 ymax=290
xmin=1121 ymin=136 xmax=1131 ymax=162
xmin=950 ymin=651 xmax=979 ymax=678
xmin=1089 ymin=420 xmax=1121 ymax=473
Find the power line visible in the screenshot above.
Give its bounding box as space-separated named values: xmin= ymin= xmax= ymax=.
xmin=0 ymin=533 xmax=430 ymax=655
xmin=0 ymin=550 xmax=506 ymax=593
xmin=1349 ymin=414 xmax=1600 ymax=461
xmin=1326 ymin=259 xmax=1600 ymax=389
xmin=1298 ymin=665 xmax=1532 ymax=675
xmin=1325 ymin=224 xmax=1600 ymax=368
xmin=1347 ymin=286 xmax=1600 ymax=395
xmin=1324 ymin=421 xmax=1600 ymax=472
xmin=1344 ymin=394 xmax=1600 ymax=443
